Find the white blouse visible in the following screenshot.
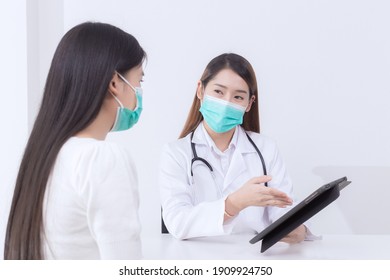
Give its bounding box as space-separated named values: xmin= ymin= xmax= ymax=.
xmin=42 ymin=137 xmax=141 ymax=259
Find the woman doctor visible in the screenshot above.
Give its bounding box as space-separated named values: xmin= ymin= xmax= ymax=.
xmin=159 ymin=53 xmax=307 ymax=243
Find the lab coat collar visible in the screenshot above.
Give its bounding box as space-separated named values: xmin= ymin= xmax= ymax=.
xmin=191 ymin=123 xmax=257 ymax=154
xmin=191 ymin=123 xmax=258 ymax=190
xmin=202 ymin=123 xmax=238 ymax=154
xmin=223 ymin=126 xmax=258 ymax=189
xmin=236 ymin=127 xmax=257 ymax=154
xmin=191 ymin=122 xmax=206 ymax=145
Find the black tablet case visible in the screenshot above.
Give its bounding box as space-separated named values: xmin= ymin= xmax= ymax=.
xmin=249 ymin=176 xmax=351 ymax=253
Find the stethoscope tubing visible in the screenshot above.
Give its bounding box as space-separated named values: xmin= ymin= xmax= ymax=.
xmin=190 ymin=130 xmax=268 ymax=187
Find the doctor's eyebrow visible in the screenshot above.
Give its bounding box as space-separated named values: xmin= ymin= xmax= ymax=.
xmin=213 ymin=83 xmax=248 ymax=94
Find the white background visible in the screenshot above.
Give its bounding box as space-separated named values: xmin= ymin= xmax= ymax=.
xmin=1 ymin=0 xmax=390 ymax=257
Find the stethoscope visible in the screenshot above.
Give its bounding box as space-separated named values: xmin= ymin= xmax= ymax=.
xmin=190 ymin=130 xmax=268 ymax=187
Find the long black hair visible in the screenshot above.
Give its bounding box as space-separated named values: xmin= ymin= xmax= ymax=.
xmin=4 ymin=22 xmax=146 ymax=259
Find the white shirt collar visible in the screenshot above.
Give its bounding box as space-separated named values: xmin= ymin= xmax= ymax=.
xmin=198 ymin=122 xmax=239 ymax=154
xmin=191 ymin=122 xmax=258 ymax=154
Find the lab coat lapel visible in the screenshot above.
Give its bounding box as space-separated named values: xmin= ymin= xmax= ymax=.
xmin=223 ymin=127 xmax=256 ymax=190
xmin=223 ymin=149 xmax=246 ymax=190
xmin=191 ymin=125 xmax=216 ymax=175
xmin=191 ymin=125 xmax=221 ymax=202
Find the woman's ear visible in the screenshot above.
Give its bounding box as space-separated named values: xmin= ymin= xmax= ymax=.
xmin=245 ymin=95 xmax=256 ymax=112
xmin=196 ymin=81 xmax=203 ymax=100
xmin=108 ymin=73 xmax=121 ymax=97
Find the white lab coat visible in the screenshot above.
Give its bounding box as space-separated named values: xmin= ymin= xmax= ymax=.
xmin=159 ymin=123 xmax=295 ymax=240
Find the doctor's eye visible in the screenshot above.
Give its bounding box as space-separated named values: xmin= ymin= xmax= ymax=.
xmin=234 ymin=95 xmax=244 ymax=100
xmin=214 ymin=89 xmax=223 ymax=95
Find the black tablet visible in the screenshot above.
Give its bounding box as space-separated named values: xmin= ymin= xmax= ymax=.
xmin=249 ymin=176 xmax=351 ymax=253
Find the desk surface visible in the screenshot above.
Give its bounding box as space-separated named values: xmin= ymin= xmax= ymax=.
xmin=141 ymin=234 xmax=390 ymax=259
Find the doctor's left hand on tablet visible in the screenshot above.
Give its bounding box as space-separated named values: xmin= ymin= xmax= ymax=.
xmin=280 ymin=225 xmax=307 ymax=244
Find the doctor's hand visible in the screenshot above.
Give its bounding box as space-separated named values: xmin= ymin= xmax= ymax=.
xmin=225 ymin=176 xmax=293 ymax=216
xmin=280 ymin=224 xmax=307 ymax=244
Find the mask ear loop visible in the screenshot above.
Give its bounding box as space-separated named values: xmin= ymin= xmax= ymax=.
xmin=115 ymin=71 xmax=139 ymax=110
xmin=109 ymin=92 xmax=122 ymax=132
xmin=110 ymin=92 xmax=124 ymax=108
xmin=116 ymin=72 xmax=136 ymax=92
xmin=197 ymin=81 xmax=204 ymax=103
xmin=245 ymin=93 xmax=255 ymax=112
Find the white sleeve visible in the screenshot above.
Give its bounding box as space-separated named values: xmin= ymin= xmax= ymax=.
xmin=159 ymin=143 xmax=229 ymax=240
xmin=78 ymin=143 xmax=141 ymax=259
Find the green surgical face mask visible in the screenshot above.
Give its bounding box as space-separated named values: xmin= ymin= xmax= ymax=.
xmin=110 ymin=73 xmax=143 ymax=132
xmin=199 ymin=95 xmax=247 ymax=133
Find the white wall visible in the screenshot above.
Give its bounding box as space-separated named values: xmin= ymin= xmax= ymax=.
xmin=0 ymin=0 xmax=64 ymax=259
xmin=62 ymin=0 xmax=390 ymax=235
xmin=0 ymin=0 xmax=29 ymax=257
xmin=27 ymin=0 xmax=64 ymax=131
xmin=1 ymin=0 xmax=390 ymax=248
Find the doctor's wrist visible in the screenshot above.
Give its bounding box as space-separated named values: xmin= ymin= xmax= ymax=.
xmin=225 ymin=195 xmax=241 ymax=216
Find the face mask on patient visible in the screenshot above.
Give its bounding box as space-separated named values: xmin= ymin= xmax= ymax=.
xmin=110 ymin=73 xmax=143 ymax=132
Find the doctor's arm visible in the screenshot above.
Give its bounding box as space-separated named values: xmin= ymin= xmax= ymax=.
xmin=224 ymin=176 xmax=293 ymax=220
xmin=159 ymin=144 xmax=230 ymax=240
xmin=223 ymin=174 xmax=307 ymax=243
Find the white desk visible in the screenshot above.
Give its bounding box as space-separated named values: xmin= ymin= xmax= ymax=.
xmin=141 ymin=234 xmax=390 ymax=259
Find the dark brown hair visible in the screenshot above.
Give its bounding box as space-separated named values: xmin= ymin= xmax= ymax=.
xmin=179 ymin=53 xmax=260 ymax=138
xmin=4 ymin=22 xmax=146 ymax=259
